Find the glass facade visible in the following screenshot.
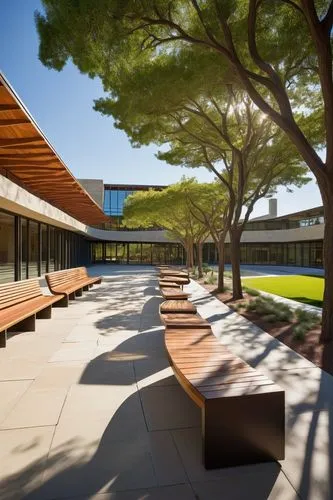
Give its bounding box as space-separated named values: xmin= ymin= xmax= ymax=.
xmin=0 ymin=209 xmax=86 ymax=283
xmin=203 ymin=241 xmax=323 ymax=268
xmin=103 ymin=188 xmax=135 ymax=229
xmin=0 ymin=211 xmax=15 ymax=283
xmin=91 ymin=241 xmax=184 ymax=266
xmin=103 ymin=185 xmax=165 ymax=229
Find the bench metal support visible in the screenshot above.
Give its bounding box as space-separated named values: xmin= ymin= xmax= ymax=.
xmin=69 ymin=292 xmax=76 ymax=300
xmin=53 ymin=295 xmax=69 ymax=307
xmin=75 ymin=288 xmax=83 ymax=297
xmin=202 ymin=390 xmax=285 ymax=469
xmin=83 ymin=285 xmax=90 ymax=291
xmin=0 ymin=330 xmax=7 ymax=348
xmin=36 ymin=305 xmax=52 ymax=319
xmin=8 ymin=315 xmax=36 ymax=334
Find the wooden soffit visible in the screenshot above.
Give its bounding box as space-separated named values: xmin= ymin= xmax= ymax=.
xmin=0 ymin=74 xmax=108 ymax=225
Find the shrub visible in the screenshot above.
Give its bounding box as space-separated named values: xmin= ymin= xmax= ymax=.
xmin=295 ymin=308 xmax=321 ymax=327
xmin=293 ymin=323 xmax=308 ymax=341
xmin=292 ymin=308 xmax=321 ymax=341
xmin=244 ymin=286 xmax=260 ymax=297
xmin=245 ymin=296 xmax=293 ymax=322
xmin=204 ymin=271 xmax=217 ymax=285
xmin=202 ymin=263 xmax=212 ymax=274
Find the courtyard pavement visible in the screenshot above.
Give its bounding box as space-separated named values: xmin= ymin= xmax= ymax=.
xmin=0 ymin=265 xmax=332 ymax=499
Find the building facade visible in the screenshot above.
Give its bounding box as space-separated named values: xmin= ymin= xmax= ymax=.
xmin=0 ymin=73 xmax=325 ymax=284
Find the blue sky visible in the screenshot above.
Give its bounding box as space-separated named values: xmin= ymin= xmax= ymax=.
xmin=0 ymin=0 xmax=323 ymax=217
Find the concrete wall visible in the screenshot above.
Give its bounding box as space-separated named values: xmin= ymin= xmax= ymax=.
xmin=0 ymin=175 xmax=325 ymax=245
xmin=77 ymin=179 xmax=104 ymax=209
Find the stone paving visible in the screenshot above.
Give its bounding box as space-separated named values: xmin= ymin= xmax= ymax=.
xmin=0 ymin=265 xmax=332 ymax=499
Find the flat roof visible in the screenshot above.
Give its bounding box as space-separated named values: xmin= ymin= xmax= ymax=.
xmin=104 ymin=184 xmax=166 ymax=191
xmin=248 ymin=205 xmax=324 ymax=224
xmin=0 ymin=73 xmax=108 ymax=225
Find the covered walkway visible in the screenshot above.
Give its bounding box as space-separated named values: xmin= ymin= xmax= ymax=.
xmin=0 ymin=266 xmax=331 ymax=499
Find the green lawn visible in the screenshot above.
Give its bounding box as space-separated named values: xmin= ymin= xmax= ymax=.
xmin=242 ymin=275 xmax=324 ymax=308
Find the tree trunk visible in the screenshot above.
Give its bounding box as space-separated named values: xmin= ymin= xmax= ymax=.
xmin=197 ymin=242 xmax=203 ymax=278
xmin=217 ymin=238 xmax=225 ymax=291
xmin=186 ymin=241 xmax=194 ymax=270
xmin=318 ymin=179 xmax=333 ymax=342
xmin=230 ymin=227 xmax=243 ymax=300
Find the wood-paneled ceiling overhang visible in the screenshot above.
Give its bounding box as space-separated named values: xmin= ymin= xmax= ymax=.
xmin=0 ymin=73 xmax=109 ymax=225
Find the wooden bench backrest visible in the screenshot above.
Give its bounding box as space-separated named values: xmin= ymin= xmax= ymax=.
xmin=45 ymin=267 xmax=87 ymax=289
xmin=0 ymin=279 xmax=42 ymax=310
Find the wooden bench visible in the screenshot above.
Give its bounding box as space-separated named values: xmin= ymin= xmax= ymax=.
xmin=0 ymin=279 xmax=63 ymax=348
xmin=45 ymin=267 xmax=102 ymax=307
xmin=160 ymin=300 xmax=197 ymax=314
xmin=160 ymin=270 xmax=189 ymax=279
xmin=160 ymin=314 xmax=285 ymax=468
xmin=160 ymin=287 xmax=189 ymax=300
xmin=158 ymin=275 xmax=190 ymax=286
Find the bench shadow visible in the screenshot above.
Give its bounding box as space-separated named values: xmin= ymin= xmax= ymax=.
xmin=0 ymin=302 xmax=284 ymax=500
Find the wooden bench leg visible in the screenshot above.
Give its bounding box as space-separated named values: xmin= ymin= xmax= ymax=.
xmin=69 ymin=292 xmax=76 ymax=300
xmin=0 ymin=330 xmax=7 ymax=348
xmin=202 ymin=391 xmax=285 ymax=469
xmin=36 ymin=305 xmax=52 ymax=319
xmin=89 ymin=284 xmax=94 ymax=288
xmin=75 ymin=288 xmax=83 ymax=297
xmin=83 ymin=285 xmax=89 ymax=291
xmin=53 ymin=295 xmax=69 ymax=307
xmin=8 ymin=315 xmax=36 ymax=334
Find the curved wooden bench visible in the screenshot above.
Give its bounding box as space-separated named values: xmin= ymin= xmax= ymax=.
xmin=0 ymin=279 xmax=62 ymax=348
xmin=159 ymin=280 xmax=181 ymax=288
xmin=159 ymin=275 xmax=190 ymax=286
xmin=160 ymin=300 xmax=197 ymax=314
xmin=163 ymin=325 xmax=285 ymax=469
xmin=160 ymin=270 xmax=189 ymax=279
xmin=160 ymin=287 xmax=189 ymax=300
xmin=45 ymin=267 xmax=102 ymax=306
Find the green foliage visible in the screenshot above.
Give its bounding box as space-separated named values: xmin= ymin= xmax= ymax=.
xmin=293 ymin=324 xmax=309 ymax=342
xmin=246 ymin=296 xmax=293 ymax=322
xmin=295 ymin=308 xmax=321 ymax=326
xmin=202 ymin=263 xmax=212 ymax=274
xmin=243 ymin=287 xmax=260 ymax=297
xmin=292 ymin=308 xmax=321 ymax=341
xmin=204 ymin=271 xmax=217 ymax=285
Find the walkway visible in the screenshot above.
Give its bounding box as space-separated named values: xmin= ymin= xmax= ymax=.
xmin=0 ymin=266 xmax=331 ymax=499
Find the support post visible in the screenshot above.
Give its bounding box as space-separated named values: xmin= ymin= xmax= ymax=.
xmin=75 ymin=288 xmax=83 ymax=297
xmin=53 ymin=295 xmax=69 ymax=307
xmin=202 ymin=390 xmax=285 ymax=469
xmin=0 ymin=330 xmax=7 ymax=348
xmin=36 ymin=305 xmax=52 ymax=319
xmin=8 ymin=315 xmax=36 ymax=334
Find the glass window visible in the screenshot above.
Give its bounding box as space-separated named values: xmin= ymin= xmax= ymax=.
xmin=141 ymin=244 xmax=152 ymax=264
xmin=28 ymin=221 xmax=39 ymax=278
xmin=105 ymin=243 xmax=117 ymax=262
xmin=21 ymin=218 xmax=28 ymax=279
xmin=116 ymin=243 xmax=127 ymax=264
xmin=41 ymin=224 xmax=48 ymax=274
xmin=92 ymin=242 xmax=103 ymax=262
xmin=295 ymin=243 xmax=302 ymax=266
xmin=287 ymin=244 xmax=296 ymax=265
xmin=110 ymin=190 xmax=118 ymax=215
xmin=49 ymin=227 xmax=55 ymax=272
xmin=303 ymin=242 xmax=310 ymax=267
xmin=128 ymin=243 xmax=141 ymax=264
xmin=0 ymin=211 xmax=15 ymax=283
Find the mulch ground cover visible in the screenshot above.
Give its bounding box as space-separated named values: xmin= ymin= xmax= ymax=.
xmin=199 ymin=281 xmax=333 ymax=376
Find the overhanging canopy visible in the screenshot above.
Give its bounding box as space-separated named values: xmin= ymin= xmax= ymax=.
xmin=0 ymin=73 xmax=108 ymax=225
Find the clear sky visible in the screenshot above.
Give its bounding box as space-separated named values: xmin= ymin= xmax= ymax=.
xmin=0 ymin=0 xmax=323 ymax=217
